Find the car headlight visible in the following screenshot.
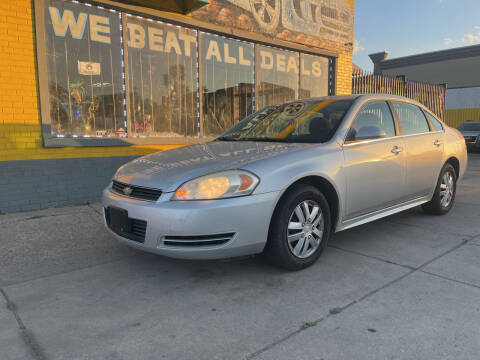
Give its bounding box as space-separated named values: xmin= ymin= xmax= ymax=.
xmin=171 ymin=170 xmax=259 ymax=200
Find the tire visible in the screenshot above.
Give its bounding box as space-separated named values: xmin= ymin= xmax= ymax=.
xmin=422 ymin=163 xmax=457 ymax=215
xmin=249 ymin=0 xmax=281 ymax=34
xmin=264 ymin=185 xmax=331 ymax=271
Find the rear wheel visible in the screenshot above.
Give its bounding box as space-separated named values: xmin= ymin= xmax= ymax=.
xmin=264 ymin=185 xmax=331 ymax=271
xmin=422 ymin=163 xmax=457 ymax=215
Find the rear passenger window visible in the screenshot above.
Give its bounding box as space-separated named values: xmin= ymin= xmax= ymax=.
xmin=425 ymin=112 xmax=444 ymax=131
xmin=348 ymin=101 xmax=396 ymax=141
xmin=392 ymin=102 xmax=430 ymax=135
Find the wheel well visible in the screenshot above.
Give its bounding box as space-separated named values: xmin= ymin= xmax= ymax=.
xmin=446 ymin=157 xmax=459 ymax=178
xmin=276 ymin=176 xmax=340 ymax=231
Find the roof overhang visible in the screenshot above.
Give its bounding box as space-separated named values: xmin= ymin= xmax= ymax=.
xmin=115 ymin=0 xmax=208 ymax=14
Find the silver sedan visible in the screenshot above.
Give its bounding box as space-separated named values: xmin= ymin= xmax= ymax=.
xmin=102 ymin=95 xmax=467 ymax=270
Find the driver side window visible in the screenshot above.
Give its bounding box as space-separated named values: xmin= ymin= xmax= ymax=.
xmin=347 ymin=101 xmax=396 ymax=142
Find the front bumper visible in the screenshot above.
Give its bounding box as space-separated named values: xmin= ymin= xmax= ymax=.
xmin=102 ymin=187 xmax=280 ymax=259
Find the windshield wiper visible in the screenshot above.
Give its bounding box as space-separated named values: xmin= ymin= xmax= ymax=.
xmin=216 ymin=136 xmax=291 ymax=142
xmin=239 ymin=137 xmax=290 ymax=142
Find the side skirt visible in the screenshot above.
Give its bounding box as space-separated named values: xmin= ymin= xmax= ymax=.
xmin=335 ymin=196 xmax=430 ymax=232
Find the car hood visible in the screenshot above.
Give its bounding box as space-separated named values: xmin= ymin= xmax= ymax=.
xmin=460 ymin=131 xmax=480 ymax=137
xmin=114 ymin=141 xmax=311 ymax=192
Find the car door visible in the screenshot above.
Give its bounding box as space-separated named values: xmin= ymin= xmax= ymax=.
xmin=391 ymin=102 xmax=444 ymax=199
xmin=342 ymin=101 xmax=406 ymax=220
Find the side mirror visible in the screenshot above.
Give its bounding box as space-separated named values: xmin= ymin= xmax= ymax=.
xmin=355 ymin=125 xmax=387 ymax=141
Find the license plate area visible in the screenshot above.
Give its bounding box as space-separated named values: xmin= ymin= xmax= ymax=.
xmin=109 ymin=206 xmax=132 ymax=234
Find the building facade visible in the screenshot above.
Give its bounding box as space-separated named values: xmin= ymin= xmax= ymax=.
xmin=0 ymin=0 xmax=355 ymax=213
xmin=369 ymin=45 xmax=480 ymax=128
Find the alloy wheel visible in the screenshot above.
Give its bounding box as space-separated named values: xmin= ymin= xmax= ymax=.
xmin=287 ymin=200 xmax=324 ymax=258
xmin=440 ymin=171 xmax=454 ymax=208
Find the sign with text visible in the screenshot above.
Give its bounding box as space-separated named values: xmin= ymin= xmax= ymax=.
xmin=78 ymin=61 xmax=101 ymax=75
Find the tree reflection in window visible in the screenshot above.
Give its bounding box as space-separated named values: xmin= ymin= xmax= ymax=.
xmin=44 ymin=0 xmax=124 ymax=137
xmin=201 ymin=33 xmax=254 ymax=137
xmin=126 ymin=18 xmax=198 ymax=138
xmin=300 ymin=54 xmax=329 ymax=99
xmin=256 ymin=45 xmax=299 ymax=109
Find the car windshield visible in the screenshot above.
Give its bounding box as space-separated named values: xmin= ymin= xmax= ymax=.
xmin=459 ymin=123 xmax=480 ymax=132
xmin=216 ymin=99 xmax=354 ymax=143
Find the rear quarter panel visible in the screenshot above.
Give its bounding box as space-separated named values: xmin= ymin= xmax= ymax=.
xmin=444 ymin=126 xmax=468 ymax=181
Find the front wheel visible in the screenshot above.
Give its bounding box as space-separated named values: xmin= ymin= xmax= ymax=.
xmin=264 ymin=185 xmax=331 ymax=271
xmin=422 ymin=163 xmax=457 ymax=215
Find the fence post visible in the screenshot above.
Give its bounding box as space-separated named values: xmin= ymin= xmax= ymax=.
xmin=441 ymin=83 xmax=448 ymax=121
xmin=351 ymin=73 xmax=446 ymax=121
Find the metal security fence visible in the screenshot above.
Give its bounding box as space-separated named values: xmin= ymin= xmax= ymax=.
xmin=352 ymin=73 xmax=447 ymax=120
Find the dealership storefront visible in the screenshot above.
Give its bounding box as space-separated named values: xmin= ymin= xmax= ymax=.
xmin=0 ymin=0 xmax=354 ymax=213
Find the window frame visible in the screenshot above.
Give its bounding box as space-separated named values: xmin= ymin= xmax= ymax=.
xmin=389 ymin=100 xmax=432 ymax=137
xmin=33 ymin=0 xmax=337 ymax=147
xmin=422 ymin=109 xmax=445 ymax=133
xmin=344 ymin=100 xmax=399 ymax=144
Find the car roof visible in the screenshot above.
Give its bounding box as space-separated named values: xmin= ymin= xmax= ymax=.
xmin=298 ymin=94 xmax=425 ymax=105
xmin=279 ymin=95 xmax=431 ymax=115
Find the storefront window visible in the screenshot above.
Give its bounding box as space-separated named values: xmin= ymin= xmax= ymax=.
xmin=36 ymin=1 xmax=334 ymax=145
xmin=126 ymin=17 xmax=198 ymax=138
xmin=200 ymin=33 xmax=254 ymax=137
xmin=256 ymin=45 xmax=298 ymax=109
xmin=43 ymin=0 xmax=124 ymax=137
xmin=300 ymin=54 xmax=329 ymax=98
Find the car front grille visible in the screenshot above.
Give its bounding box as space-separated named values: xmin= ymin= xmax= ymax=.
xmin=111 ymin=180 xmax=162 ymax=201
xmin=104 ymin=207 xmax=147 ymax=243
xmin=163 ymin=233 xmax=235 ymax=247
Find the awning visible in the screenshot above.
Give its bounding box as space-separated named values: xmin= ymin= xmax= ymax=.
xmin=116 ymin=0 xmax=209 ymax=14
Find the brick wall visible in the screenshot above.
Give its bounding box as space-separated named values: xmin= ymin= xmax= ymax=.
xmin=336 ymin=52 xmax=354 ymax=95
xmin=0 ymin=0 xmax=354 ymax=163
xmin=0 ymin=0 xmax=176 ymax=162
xmin=0 ymin=0 xmax=172 ymax=212
xmin=0 ymin=0 xmax=354 ymax=213
xmin=0 ymin=156 xmax=138 ymax=213
xmin=336 ymin=0 xmax=354 ymax=95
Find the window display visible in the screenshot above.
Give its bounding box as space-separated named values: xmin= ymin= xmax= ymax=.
xmin=126 ymin=17 xmax=198 ymax=138
xmin=256 ymin=45 xmax=299 ymax=109
xmin=200 ymin=33 xmax=254 ymax=136
xmin=36 ymin=0 xmax=333 ymax=144
xmin=300 ymin=54 xmax=329 ymax=98
xmin=44 ymin=0 xmax=124 ymax=137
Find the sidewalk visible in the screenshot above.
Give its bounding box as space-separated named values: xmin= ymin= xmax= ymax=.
xmin=1 ymin=154 xmax=480 ymax=360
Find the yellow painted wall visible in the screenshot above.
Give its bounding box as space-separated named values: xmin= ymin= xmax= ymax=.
xmin=0 ymin=0 xmax=354 ymax=162
xmin=445 ymin=108 xmax=480 ymax=128
xmin=336 ymin=52 xmax=353 ymax=95
xmin=335 ymin=0 xmax=354 ymax=95
xmin=0 ymin=0 xmax=180 ymax=162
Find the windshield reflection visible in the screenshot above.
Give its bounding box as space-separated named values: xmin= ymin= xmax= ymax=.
xmin=216 ymin=99 xmax=354 ymax=143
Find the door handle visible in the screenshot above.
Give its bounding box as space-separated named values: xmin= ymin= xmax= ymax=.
xmin=391 ymin=145 xmax=403 ymax=155
xmin=434 ymin=139 xmax=442 ymax=147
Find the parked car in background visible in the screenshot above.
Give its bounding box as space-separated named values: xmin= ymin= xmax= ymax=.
xmin=103 ymin=95 xmax=467 ymax=271
xmin=458 ymin=121 xmax=480 ymax=152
